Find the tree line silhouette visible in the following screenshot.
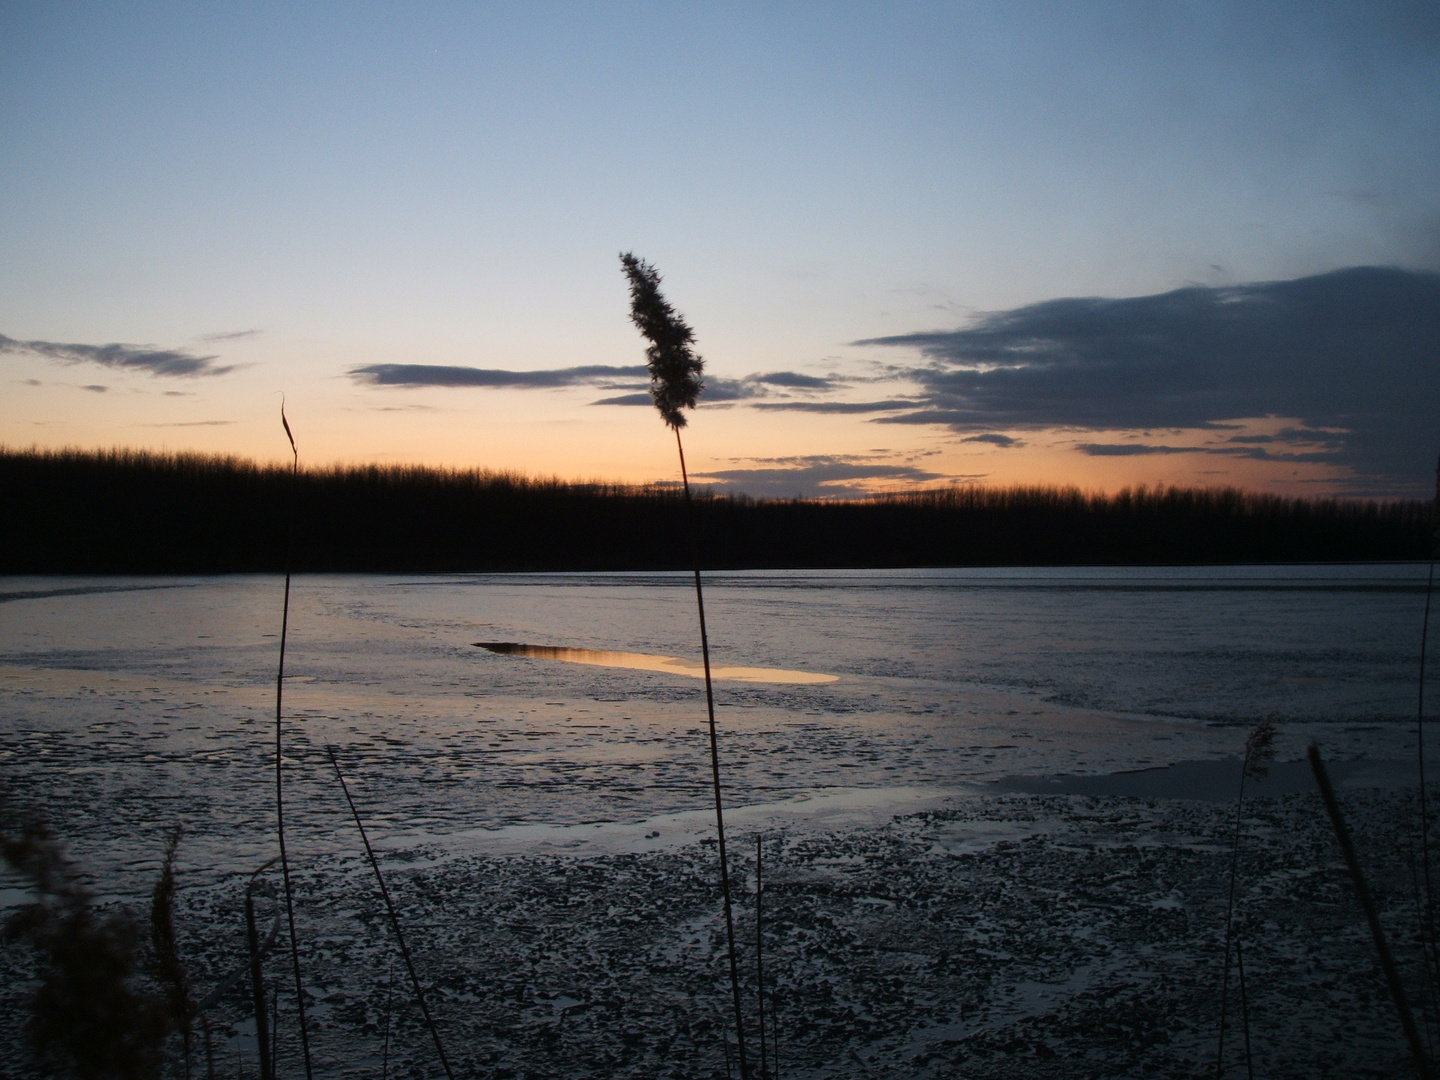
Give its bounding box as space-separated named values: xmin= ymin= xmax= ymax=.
xmin=1 ymin=447 xmax=1430 ymax=573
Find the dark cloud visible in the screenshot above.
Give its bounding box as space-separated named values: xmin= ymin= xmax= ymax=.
xmin=701 ymin=377 xmax=755 ymax=402
xmin=357 ymin=363 xmax=846 ymax=414
xmin=350 ymin=363 xmax=647 ymax=388
xmin=693 ymin=455 xmax=946 ymax=499
xmin=80 ymin=384 xmax=108 ymax=393
xmin=1077 ymin=442 xmax=1338 ymax=463
xmin=857 ymin=266 xmax=1440 ymax=492
xmin=1077 ymin=443 xmax=1210 ymax=457
xmin=750 ymin=371 xmax=837 ymax=389
xmin=961 ymin=433 xmax=1022 ymax=447
xmin=690 ymin=371 xmax=841 ymax=403
xmin=0 ymin=334 xmax=236 ymax=377
xmin=751 ymin=399 xmax=919 ymax=414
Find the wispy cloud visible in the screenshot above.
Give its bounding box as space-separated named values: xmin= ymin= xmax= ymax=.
xmin=751 ymin=399 xmax=919 ymax=414
xmin=141 ymin=420 xmax=236 ymax=427
xmin=197 ymin=329 xmax=262 ymax=343
xmin=590 ymin=392 xmax=653 ymax=407
xmin=0 ymin=334 xmax=236 ymax=377
xmin=349 ymin=363 xmax=647 ymax=388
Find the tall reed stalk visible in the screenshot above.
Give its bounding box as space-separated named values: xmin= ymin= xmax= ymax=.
xmin=274 ymin=402 xmax=313 ymax=1079
xmin=1216 ymin=720 xmax=1274 ymax=1077
xmin=245 ymin=862 xmax=277 ymax=1080
xmin=756 ymin=834 xmax=770 ymax=1080
xmin=1416 ymin=454 xmax=1440 ymax=1006
xmin=150 ymin=826 xmax=192 ymax=1079
xmin=381 ymin=956 xmax=394 ymax=1080
xmin=621 ymin=252 xmax=750 ymax=1078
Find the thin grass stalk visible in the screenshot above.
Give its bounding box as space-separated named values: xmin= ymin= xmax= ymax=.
xmin=1216 ymin=763 xmax=1247 ymax=1078
xmin=1216 ymin=722 xmax=1274 ymax=1076
xmin=677 ymin=430 xmax=751 ymax=1078
xmin=244 ymin=866 xmax=274 ymax=1080
xmin=1310 ymin=743 xmax=1431 ymax=1077
xmin=381 ymin=956 xmax=394 ymax=1080
xmin=274 ymin=403 xmax=314 ymax=1080
xmin=1420 ymin=558 xmax=1440 ymax=1048
xmin=326 ymin=745 xmax=455 ymax=1080
xmin=1416 ymin=453 xmax=1440 ymax=1019
xmin=1236 ymin=939 xmax=1253 ymax=1080
xmin=773 ymin=990 xmax=781 ymax=1080
xmin=756 ymin=834 xmax=769 ymax=1080
xmin=201 ymin=1014 xmax=216 ymax=1080
xmin=1405 ymin=815 xmax=1440 ymax=1053
xmin=150 ymin=826 xmax=192 ymax=1080
xmin=1420 ymin=558 xmax=1434 ymax=923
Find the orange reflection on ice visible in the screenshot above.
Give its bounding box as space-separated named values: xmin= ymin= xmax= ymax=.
xmin=473 ymin=642 xmax=838 ymax=684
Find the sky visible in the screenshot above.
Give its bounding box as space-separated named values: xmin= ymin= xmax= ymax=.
xmin=2 ymin=1 xmax=1438 ymax=498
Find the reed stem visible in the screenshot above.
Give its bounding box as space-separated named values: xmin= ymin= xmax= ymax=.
xmin=677 ymin=427 xmax=750 ymax=1079
xmin=1237 ymin=939 xmax=1253 ymax=1080
xmin=274 ymin=403 xmax=313 ymax=1080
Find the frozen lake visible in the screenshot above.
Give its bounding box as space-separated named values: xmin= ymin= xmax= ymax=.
xmin=0 ymin=565 xmax=1432 ymax=885
xmin=2 ymin=567 xmax=1437 ymax=1077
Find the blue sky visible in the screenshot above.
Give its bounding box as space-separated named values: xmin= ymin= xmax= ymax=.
xmin=3 ymin=2 xmax=1437 ymax=496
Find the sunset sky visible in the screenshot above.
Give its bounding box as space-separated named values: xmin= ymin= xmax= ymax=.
xmin=3 ymin=2 xmax=1438 ymax=497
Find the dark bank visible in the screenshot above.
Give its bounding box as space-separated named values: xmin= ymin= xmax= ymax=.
xmin=1 ymin=446 xmax=1429 ymax=574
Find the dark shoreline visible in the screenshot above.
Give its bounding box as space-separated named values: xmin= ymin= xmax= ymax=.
xmin=3 ymin=447 xmax=1429 ymax=573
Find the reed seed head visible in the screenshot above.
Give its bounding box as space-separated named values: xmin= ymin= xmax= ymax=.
xmin=1243 ymin=719 xmax=1277 ymax=781
xmin=619 ymin=252 xmax=704 ymax=430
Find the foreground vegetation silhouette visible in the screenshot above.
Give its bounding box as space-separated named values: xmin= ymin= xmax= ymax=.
xmin=1 ymin=447 xmax=1430 ymax=573
xmin=621 ymin=251 xmax=752 ymax=1076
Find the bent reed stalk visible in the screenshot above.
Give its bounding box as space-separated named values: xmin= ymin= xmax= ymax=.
xmin=326 ymin=745 xmax=454 ymax=1080
xmin=622 ymin=251 xmax=750 ymax=1078
xmin=1310 ymin=743 xmax=1431 ymax=1078
xmin=274 ymin=402 xmax=314 ymax=1080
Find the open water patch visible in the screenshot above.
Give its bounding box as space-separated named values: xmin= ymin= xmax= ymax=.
xmin=473 ymin=641 xmax=839 ymax=684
